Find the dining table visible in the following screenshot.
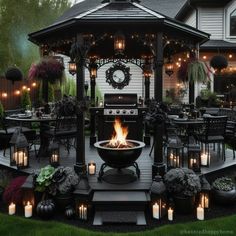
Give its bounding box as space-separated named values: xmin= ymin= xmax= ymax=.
xmin=170 ymin=117 xmax=204 ymax=145
xmin=6 ymin=114 xmax=56 ymax=158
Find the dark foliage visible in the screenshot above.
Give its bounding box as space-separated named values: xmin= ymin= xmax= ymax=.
xmin=3 ymin=176 xmax=27 ymax=204
xmin=5 ymin=67 xmax=23 ymax=84
xmin=210 ymin=55 xmax=228 ymax=71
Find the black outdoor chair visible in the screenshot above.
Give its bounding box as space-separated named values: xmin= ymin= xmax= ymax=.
xmin=194 ymin=116 xmax=228 ymax=163
xmin=42 ymin=115 xmax=77 ymax=153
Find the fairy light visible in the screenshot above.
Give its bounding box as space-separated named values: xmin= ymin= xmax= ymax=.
xmin=2 ymin=92 xmax=7 ymax=98
xmin=27 ymin=88 xmax=31 ymax=91
xmin=22 ymin=86 xmax=27 ymax=90
xmin=178 ymin=58 xmax=182 ymax=62
xmin=203 ymin=55 xmax=207 ymax=60
xmin=15 ymin=90 xmax=21 ymax=95
xmin=229 ymin=54 xmax=233 ymax=59
xmin=32 ymin=82 xmax=37 ymax=87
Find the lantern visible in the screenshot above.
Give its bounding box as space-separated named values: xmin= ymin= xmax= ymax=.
xmin=199 ymin=176 xmax=211 ymax=209
xmin=21 ymin=175 xmax=35 ymax=208
xmin=49 ymin=141 xmax=60 ymax=167
xmin=143 ymin=59 xmax=152 ymax=78
xmin=150 ymin=176 xmax=167 ymax=219
xmin=188 ymin=144 xmax=201 ymax=173
xmin=201 ymin=151 xmax=210 ymax=167
xmin=114 ymin=31 xmax=125 ymax=54
xmin=89 ymin=60 xmax=98 ymax=78
xmin=10 ymin=131 xmax=29 ymax=169
xmin=165 ymin=58 xmax=174 ymax=77
xmin=167 ymin=142 xmax=184 ymax=169
xmin=88 ymin=161 xmax=96 ymax=175
xmin=73 ymin=176 xmax=93 ymax=221
xmin=9 ymin=128 xmax=21 ymax=166
xmin=68 ymin=60 xmax=77 ymax=75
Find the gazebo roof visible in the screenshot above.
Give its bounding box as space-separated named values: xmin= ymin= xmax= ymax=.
xmin=55 ymin=0 xmax=187 ymax=24
xmin=28 ymin=0 xmax=209 ymax=49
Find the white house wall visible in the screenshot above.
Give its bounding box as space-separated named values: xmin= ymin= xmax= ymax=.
xmin=184 ymin=10 xmax=197 ymax=28
xmin=198 ymin=7 xmax=224 ymax=40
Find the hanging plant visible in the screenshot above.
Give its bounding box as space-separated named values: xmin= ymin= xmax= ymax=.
xmin=5 ymin=66 xmax=23 ymax=84
xmin=28 ymin=57 xmax=65 ymax=84
xmin=187 ymin=60 xmax=212 ymax=83
xmin=210 ymin=55 xmax=228 ymax=72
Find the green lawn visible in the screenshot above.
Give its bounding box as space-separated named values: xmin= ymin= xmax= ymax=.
xmin=0 ymin=213 xmax=236 ymax=236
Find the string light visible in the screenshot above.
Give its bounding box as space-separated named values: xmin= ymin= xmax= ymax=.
xmin=27 ymin=88 xmax=31 ymax=91
xmin=15 ymin=90 xmax=21 ymax=95
xmin=203 ymin=55 xmax=207 ymax=60
xmin=22 ymin=86 xmax=27 ymax=90
xmin=229 ymin=54 xmax=233 ymax=59
xmin=32 ymin=82 xmax=37 ymax=87
xmin=2 ymin=92 xmax=8 ymax=98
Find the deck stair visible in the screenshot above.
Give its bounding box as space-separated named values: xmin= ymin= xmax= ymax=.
xmin=92 ymin=190 xmax=150 ymax=225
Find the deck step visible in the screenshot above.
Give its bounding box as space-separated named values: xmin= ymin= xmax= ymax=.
xmin=92 ymin=191 xmax=149 ymax=225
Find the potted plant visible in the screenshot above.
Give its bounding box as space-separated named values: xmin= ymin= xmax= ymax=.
xmin=21 ymin=90 xmax=32 ymax=110
xmin=212 ymin=177 xmax=236 ymax=205
xmin=34 ymin=165 xmax=56 ymax=219
xmin=164 ymin=168 xmax=201 ymax=214
xmin=47 ymin=166 xmax=79 ymax=211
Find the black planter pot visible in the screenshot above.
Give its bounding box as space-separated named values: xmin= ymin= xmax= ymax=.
xmin=212 ymin=187 xmax=236 ymax=206
xmin=54 ymin=193 xmax=74 ymax=211
xmin=174 ymin=195 xmax=195 ymax=214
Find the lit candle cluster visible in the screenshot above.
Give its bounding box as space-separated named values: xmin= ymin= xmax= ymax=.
xmin=79 ymin=205 xmax=87 ymax=220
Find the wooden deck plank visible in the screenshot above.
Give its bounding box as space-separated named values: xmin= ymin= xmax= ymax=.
xmin=0 ymin=137 xmax=236 ymax=191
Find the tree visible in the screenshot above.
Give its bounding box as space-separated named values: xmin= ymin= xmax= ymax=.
xmin=0 ymin=0 xmax=71 ymax=76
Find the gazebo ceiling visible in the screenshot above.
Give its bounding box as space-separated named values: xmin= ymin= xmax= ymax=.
xmin=28 ymin=0 xmax=210 ymax=58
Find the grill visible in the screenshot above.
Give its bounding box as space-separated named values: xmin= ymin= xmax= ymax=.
xmin=97 ymin=93 xmax=144 ymax=141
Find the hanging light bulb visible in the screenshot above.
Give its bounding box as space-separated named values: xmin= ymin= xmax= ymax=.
xmin=114 ymin=31 xmax=125 ymax=55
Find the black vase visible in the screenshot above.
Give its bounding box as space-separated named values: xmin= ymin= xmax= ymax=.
xmin=212 ymin=187 xmax=236 ymax=206
xmin=174 ymin=195 xmax=195 ymax=214
xmin=54 ymin=193 xmax=74 ymax=211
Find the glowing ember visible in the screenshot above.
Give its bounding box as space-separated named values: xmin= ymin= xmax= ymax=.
xmin=106 ymin=118 xmax=134 ymax=148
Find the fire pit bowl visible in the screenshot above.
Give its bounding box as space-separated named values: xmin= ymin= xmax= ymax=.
xmin=94 ymin=140 xmax=145 ymax=169
xmin=94 ymin=140 xmax=145 ymax=184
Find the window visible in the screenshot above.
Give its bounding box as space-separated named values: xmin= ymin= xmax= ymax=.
xmin=230 ymin=9 xmax=236 ymax=36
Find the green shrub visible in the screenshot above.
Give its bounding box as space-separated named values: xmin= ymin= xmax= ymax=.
xmin=21 ymin=90 xmax=31 ymax=109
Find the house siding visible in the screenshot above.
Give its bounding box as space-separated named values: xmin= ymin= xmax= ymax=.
xmin=184 ymin=10 xmax=197 ymax=28
xmin=199 ymin=7 xmax=224 ymax=40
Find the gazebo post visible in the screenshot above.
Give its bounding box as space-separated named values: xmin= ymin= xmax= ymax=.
xmin=153 ymin=32 xmax=166 ymax=178
xmin=144 ymin=76 xmax=150 ymax=103
xmin=73 ymin=35 xmax=87 ymax=175
xmin=90 ymin=76 xmax=97 ymax=145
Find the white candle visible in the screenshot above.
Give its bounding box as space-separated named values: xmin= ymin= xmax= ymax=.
xmin=170 ymin=153 xmax=174 ymax=166
xmin=197 ymin=205 xmax=204 ymax=220
xmin=201 ymin=153 xmax=209 ymax=166
xmin=9 ymin=203 xmax=16 ymax=215
xmin=15 ymin=151 xmax=27 ymax=166
xmin=84 ymin=206 xmax=87 ymax=220
xmin=24 ymin=201 xmax=32 ymax=218
xmin=168 ymin=207 xmax=173 ymax=221
xmin=152 ymin=203 xmax=159 ymax=219
xmin=51 ymin=154 xmax=58 ymax=163
xmin=201 ymin=195 xmax=209 ymax=208
xmin=89 ymin=163 xmax=96 ymax=175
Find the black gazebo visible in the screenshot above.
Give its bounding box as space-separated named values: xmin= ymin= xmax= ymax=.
xmin=28 ymin=0 xmax=209 ymax=178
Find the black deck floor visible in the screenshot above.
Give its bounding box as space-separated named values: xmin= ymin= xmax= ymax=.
xmin=0 ymin=137 xmax=236 ymax=191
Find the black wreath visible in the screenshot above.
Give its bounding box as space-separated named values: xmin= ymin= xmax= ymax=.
xmin=106 ymin=62 xmax=131 ymax=89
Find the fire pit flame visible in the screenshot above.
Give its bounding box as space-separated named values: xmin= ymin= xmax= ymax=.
xmin=107 ymin=118 xmax=134 ymax=148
